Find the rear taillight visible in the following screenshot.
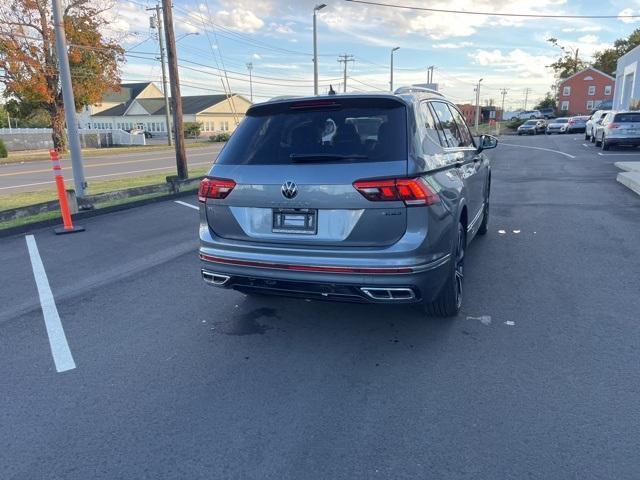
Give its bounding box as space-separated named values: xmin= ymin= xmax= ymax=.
xmin=198 ymin=177 xmax=236 ymax=202
xmin=608 ymin=123 xmax=619 ymax=129
xmin=353 ymin=177 xmax=439 ymax=206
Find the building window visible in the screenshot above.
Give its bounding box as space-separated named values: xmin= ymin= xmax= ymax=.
xmin=586 ymin=100 xmax=594 ymax=110
xmin=604 ymin=85 xmax=612 ymax=95
xmin=561 ymin=101 xmax=569 ymax=111
xmin=562 ymin=86 xmax=571 ymax=96
xmin=588 ymin=86 xmax=595 ymax=96
xmin=220 ymin=121 xmax=229 ymax=132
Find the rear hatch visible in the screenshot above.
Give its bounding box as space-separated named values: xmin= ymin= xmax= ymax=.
xmin=612 ymin=112 xmax=640 ymax=137
xmin=202 ymin=96 xmax=410 ymax=247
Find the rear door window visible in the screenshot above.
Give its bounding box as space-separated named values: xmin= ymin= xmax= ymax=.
xmin=429 ymin=101 xmax=464 ymax=148
xmin=448 ymin=105 xmax=475 ymax=147
xmin=614 ymin=113 xmax=640 ymax=123
xmin=215 ymin=98 xmax=407 ymax=165
xmin=418 ymin=101 xmax=444 ymax=148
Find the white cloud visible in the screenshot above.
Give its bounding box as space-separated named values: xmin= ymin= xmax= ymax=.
xmin=470 ymin=48 xmax=556 ymax=80
xmin=215 ymin=8 xmax=264 ymax=33
xmin=619 ymin=8 xmax=640 ymax=24
xmin=577 ymin=34 xmax=599 ymax=44
xmin=252 ymin=53 xmax=262 ymax=60
xmin=269 ymin=22 xmax=295 ymax=35
xmin=433 ymin=42 xmax=474 ymax=49
xmin=562 ymin=25 xmax=602 ymax=32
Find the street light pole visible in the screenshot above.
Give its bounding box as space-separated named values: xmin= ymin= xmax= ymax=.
xmin=149 ymin=4 xmax=172 ymax=146
xmin=246 ymin=62 xmax=254 ymax=102
xmin=51 ymin=0 xmax=87 ymax=197
xmin=474 ymin=78 xmax=483 ymax=131
xmin=390 ymin=47 xmax=399 ymax=92
xmin=313 ymin=4 xmax=326 ymax=96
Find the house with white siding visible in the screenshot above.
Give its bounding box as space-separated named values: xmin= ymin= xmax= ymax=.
xmin=77 ymin=82 xmax=251 ymax=136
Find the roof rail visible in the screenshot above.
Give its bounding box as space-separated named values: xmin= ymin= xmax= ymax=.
xmin=393 ymin=86 xmax=444 ymax=97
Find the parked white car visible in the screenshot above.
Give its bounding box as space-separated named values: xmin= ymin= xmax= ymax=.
xmin=585 ymin=110 xmax=610 ymax=142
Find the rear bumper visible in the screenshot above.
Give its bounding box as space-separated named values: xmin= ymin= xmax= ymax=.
xmin=199 ymin=254 xmax=451 ymax=304
xmin=605 ymin=137 xmax=640 ymax=146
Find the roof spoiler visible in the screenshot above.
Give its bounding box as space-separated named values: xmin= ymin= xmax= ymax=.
xmin=394 ymin=86 xmax=443 ymax=97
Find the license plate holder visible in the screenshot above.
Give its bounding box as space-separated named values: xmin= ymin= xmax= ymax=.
xmin=272 ymin=208 xmax=317 ymax=234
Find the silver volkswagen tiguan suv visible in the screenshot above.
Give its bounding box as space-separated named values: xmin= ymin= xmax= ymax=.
xmin=198 ymin=87 xmax=497 ymax=317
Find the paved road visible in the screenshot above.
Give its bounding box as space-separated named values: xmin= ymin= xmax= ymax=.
xmin=0 ymin=144 xmax=223 ymax=194
xmin=1 ymin=134 xmax=640 ymax=479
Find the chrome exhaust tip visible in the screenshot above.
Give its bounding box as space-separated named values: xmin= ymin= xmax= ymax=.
xmin=360 ymin=287 xmax=415 ymax=301
xmin=201 ymin=270 xmax=230 ymax=286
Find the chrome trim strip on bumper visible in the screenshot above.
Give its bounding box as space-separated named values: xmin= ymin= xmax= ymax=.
xmin=199 ymin=252 xmax=451 ymax=275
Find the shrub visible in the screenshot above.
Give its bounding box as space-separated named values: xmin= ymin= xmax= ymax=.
xmin=506 ymin=118 xmax=526 ymax=130
xmin=183 ymin=122 xmax=202 ymax=138
xmin=0 ymin=139 xmax=7 ymax=158
xmin=209 ymin=132 xmax=230 ymax=142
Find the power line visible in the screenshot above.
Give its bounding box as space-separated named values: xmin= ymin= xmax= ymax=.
xmin=344 ymin=0 xmax=640 ymax=18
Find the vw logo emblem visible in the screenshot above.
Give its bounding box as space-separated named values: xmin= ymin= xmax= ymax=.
xmin=281 ymin=181 xmax=298 ymax=199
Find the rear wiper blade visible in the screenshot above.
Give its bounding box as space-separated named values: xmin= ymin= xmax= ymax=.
xmin=290 ymin=153 xmax=369 ymax=162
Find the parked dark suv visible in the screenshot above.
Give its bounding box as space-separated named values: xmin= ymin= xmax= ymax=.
xmin=198 ymin=87 xmax=497 ymax=317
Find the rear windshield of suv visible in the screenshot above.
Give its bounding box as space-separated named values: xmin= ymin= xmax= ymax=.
xmin=523 ymin=120 xmax=537 ymax=125
xmin=555 ymin=118 xmax=569 ymax=123
xmin=614 ymin=113 xmax=640 ymax=123
xmin=215 ymin=98 xmax=407 ymax=165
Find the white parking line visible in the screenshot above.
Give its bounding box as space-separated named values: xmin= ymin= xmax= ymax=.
xmin=174 ymin=200 xmax=199 ymax=210
xmin=597 ymin=152 xmax=640 ymax=156
xmin=25 ymin=235 xmax=76 ymax=373
xmin=500 ymin=142 xmax=576 ymax=159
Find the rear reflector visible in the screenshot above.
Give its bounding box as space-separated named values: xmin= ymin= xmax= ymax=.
xmin=199 ymin=253 xmax=413 ymax=274
xmin=198 ymin=177 xmax=236 ymax=202
xmin=353 ymin=177 xmax=439 ymax=206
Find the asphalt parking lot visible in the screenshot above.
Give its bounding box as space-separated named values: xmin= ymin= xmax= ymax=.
xmin=2 ymin=134 xmax=640 ymax=479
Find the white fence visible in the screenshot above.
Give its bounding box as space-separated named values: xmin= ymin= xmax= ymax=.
xmin=0 ymin=128 xmax=145 ymax=151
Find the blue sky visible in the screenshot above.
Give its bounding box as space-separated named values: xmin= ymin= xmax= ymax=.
xmin=106 ymin=0 xmax=640 ymax=110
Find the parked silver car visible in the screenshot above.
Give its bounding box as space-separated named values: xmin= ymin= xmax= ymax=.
xmin=517 ymin=119 xmax=546 ymax=135
xmin=198 ymin=88 xmax=497 ymax=317
xmin=594 ymin=111 xmax=640 ymax=150
xmin=546 ymin=117 xmax=570 ymax=134
xmin=585 ymin=110 xmax=610 ymax=142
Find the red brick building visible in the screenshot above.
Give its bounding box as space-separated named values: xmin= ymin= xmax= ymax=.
xmin=557 ymin=67 xmax=615 ymax=116
xmin=456 ymin=104 xmax=476 ymax=125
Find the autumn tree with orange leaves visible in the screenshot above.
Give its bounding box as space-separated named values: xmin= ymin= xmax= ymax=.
xmin=0 ymin=0 xmax=124 ymax=150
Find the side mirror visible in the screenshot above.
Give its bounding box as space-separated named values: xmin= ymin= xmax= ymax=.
xmin=477 ymin=134 xmax=498 ymax=153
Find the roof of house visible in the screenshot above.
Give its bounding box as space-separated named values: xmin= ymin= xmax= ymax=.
xmin=102 ymin=82 xmax=154 ymax=104
xmin=93 ymin=94 xmax=234 ymax=117
xmin=559 ymin=67 xmax=615 ymax=84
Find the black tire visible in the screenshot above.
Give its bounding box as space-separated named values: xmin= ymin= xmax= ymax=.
xmin=590 ymin=134 xmax=596 ymax=143
xmin=584 ymin=133 xmax=589 ymax=140
xmin=595 ymin=136 xmax=602 ymax=147
xmin=602 ymin=139 xmax=610 ymax=151
xmin=424 ymin=222 xmax=465 ymax=317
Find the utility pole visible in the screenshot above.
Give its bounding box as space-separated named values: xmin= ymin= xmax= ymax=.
xmin=246 ymin=62 xmax=254 ymax=102
xmin=148 ymin=4 xmax=172 ymax=146
xmin=500 ymin=88 xmax=508 ymax=119
xmin=51 ymin=0 xmax=86 ymax=197
xmin=313 ymin=4 xmax=326 ymax=95
xmin=389 ymin=47 xmax=399 ymax=92
xmin=474 ymin=78 xmax=483 ymax=131
xmin=523 ymin=88 xmax=532 ymax=110
xmin=161 ymin=0 xmax=187 ymax=179
xmin=337 ymin=54 xmax=354 ymax=93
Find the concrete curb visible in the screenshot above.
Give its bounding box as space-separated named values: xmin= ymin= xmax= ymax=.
xmin=616 ymin=171 xmax=640 ymax=197
xmin=614 ymin=161 xmax=640 ymax=172
xmin=0 ymin=176 xmax=204 ymax=238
